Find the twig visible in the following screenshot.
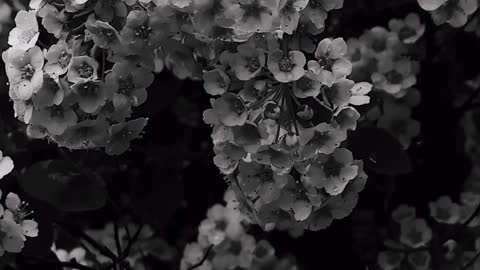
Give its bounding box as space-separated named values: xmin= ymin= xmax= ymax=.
xmin=186 ymin=244 xmax=214 ymax=270
xmin=461 ymin=250 xmax=480 ymax=270
xmin=120 ymin=223 xmax=144 ymax=260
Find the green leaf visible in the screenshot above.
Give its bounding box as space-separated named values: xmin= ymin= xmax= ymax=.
xmin=348 ymin=127 xmax=412 ymax=175
xmin=19 ymin=160 xmax=107 ymax=212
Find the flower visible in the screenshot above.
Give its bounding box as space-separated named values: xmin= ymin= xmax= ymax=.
xmin=72 ymin=80 xmax=107 ymax=113
xmin=3 ymin=46 xmax=44 ymax=100
xmin=231 ymin=44 xmax=266 ymax=81
xmin=399 ymin=218 xmax=432 ymax=249
xmin=267 ymin=50 xmax=306 ymax=83
xmin=204 ymin=93 xmax=248 ymax=127
xmin=121 ymin=10 xmax=166 ymax=54
xmin=298 ymin=123 xmax=347 ymax=157
xmin=349 ymin=82 xmax=372 ymax=106
xmin=203 ymin=69 xmax=231 ymax=95
xmin=372 ymin=58 xmax=417 ymax=96
xmin=85 ymin=19 xmax=124 ymax=52
xmin=417 ymin=0 xmax=448 ymax=11
xmin=388 ymin=13 xmax=425 ymax=44
xmin=377 ymin=102 xmax=420 ymax=149
xmin=67 ymin=56 xmax=99 ymax=84
xmin=277 ymin=0 xmax=309 ymax=34
xmin=308 ymin=37 xmax=352 ymax=87
xmin=104 ymin=61 xmax=154 ymax=109
xmin=429 ymin=196 xmax=461 ymax=224
xmin=8 ymin=10 xmax=39 ymax=50
xmin=31 ymin=104 xmax=78 ymax=135
xmin=377 ymin=251 xmax=405 ymax=270
xmin=105 ymin=118 xmax=148 ymax=155
xmin=292 ymin=71 xmax=322 ymax=98
xmin=302 ymin=148 xmax=359 ymax=195
xmin=392 ymin=204 xmax=416 ymax=224
xmin=0 ymin=152 xmax=14 ymax=180
xmin=44 ymin=40 xmax=73 ymax=77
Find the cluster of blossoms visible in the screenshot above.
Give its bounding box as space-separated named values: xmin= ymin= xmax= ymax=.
xmin=181 ymin=190 xmax=298 ymax=270
xmin=0 ymin=153 xmax=38 ymax=257
xmin=202 ymin=34 xmax=370 ymax=232
xmin=377 ymin=192 xmax=480 ymax=270
xmin=84 ymin=221 xmax=174 ymax=269
xmin=0 ymin=189 xmax=39 ymax=257
xmin=417 ymin=0 xmax=479 ymax=28
xmin=346 ymin=13 xmax=423 ymax=149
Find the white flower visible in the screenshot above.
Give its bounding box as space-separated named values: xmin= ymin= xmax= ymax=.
xmin=8 ymin=10 xmax=39 ymax=50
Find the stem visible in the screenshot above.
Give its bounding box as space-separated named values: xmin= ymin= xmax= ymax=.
xmin=461 ymin=250 xmax=480 ymax=270
xmin=55 ymin=221 xmax=118 ymax=262
xmin=120 ymin=224 xmax=144 ymax=260
xmin=73 ymin=7 xmax=95 ymax=19
xmin=186 ymin=245 xmax=214 ymax=270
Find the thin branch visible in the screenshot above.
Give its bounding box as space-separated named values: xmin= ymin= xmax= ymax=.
xmin=120 ymin=223 xmax=144 ymax=260
xmin=186 ymin=245 xmax=214 ymax=270
xmin=461 ymin=250 xmax=480 ymax=270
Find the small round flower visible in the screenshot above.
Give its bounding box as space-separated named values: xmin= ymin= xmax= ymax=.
xmin=399 ymin=218 xmax=432 ymax=249
xmin=377 ymin=251 xmax=405 ymax=270
xmin=291 ymin=199 xmax=312 ymax=221
xmin=72 ymin=80 xmax=107 ymax=113
xmin=232 ymin=0 xmax=278 ymax=33
xmin=372 ymin=58 xmax=417 ymax=96
xmin=8 ymin=10 xmax=39 ymax=51
xmin=0 ymin=151 xmax=14 ymax=180
xmin=292 ymin=71 xmax=322 ymax=98
xmin=105 ymin=61 xmax=154 ymax=108
xmin=209 ymin=93 xmax=248 ymax=127
xmin=44 ymin=40 xmax=73 ymax=77
xmin=388 ymin=13 xmax=425 ymax=44
xmin=267 ymin=50 xmax=306 ymax=83
xmin=407 ymin=251 xmax=431 ymax=270
xmin=31 ymin=104 xmax=78 ymax=135
xmin=67 ymin=56 xmax=99 ymax=84
xmin=231 ymin=44 xmax=266 ymax=81
xmin=3 ymin=46 xmax=44 ymax=100
xmin=429 ymin=196 xmax=461 ymax=224
xmin=85 ymin=20 xmax=123 ymax=52
xmin=278 ymin=0 xmax=309 ymax=34
xmin=302 ymin=148 xmax=359 ymax=195
xmin=121 ymin=10 xmax=166 ymax=54
xmin=299 ymin=123 xmax=347 ymax=157
xmin=203 ymin=69 xmax=231 ymax=96
xmin=0 ymin=218 xmax=25 ymax=255
xmin=309 ymin=37 xmax=352 ymax=86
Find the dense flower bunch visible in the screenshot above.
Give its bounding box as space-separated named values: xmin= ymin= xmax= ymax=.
xmin=346 ymin=13 xmax=423 ymax=149
xmin=202 ymin=34 xmax=370 ymax=232
xmin=377 ymin=191 xmax=480 ymax=270
xmin=181 ymin=190 xmax=298 ymax=270
xmin=417 ymin=0 xmax=479 ymax=28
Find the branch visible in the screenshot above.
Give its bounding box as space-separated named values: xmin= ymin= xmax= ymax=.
xmin=186 ymin=245 xmax=214 ymax=270
xmin=461 ymin=250 xmax=480 ymax=270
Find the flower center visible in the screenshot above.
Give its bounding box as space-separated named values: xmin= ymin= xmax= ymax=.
xmin=58 ymin=51 xmax=72 ymax=69
xmin=318 ymin=57 xmax=335 ymax=71
xmin=247 ymin=56 xmax=261 ymax=73
xmin=241 ymin=0 xmax=270 ymax=20
xmin=118 ymin=76 xmax=135 ymax=95
xmin=50 ymin=105 xmax=65 ymax=118
xmin=385 ymin=70 xmax=403 ymax=84
xmin=279 ymin=56 xmax=294 ymax=72
xmin=21 ymin=64 xmax=35 ymax=81
xmin=135 ymin=24 xmax=152 ymax=40
xmin=77 ymin=63 xmax=94 ymax=79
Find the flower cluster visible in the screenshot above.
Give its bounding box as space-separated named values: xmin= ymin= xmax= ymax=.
xmin=202 ymin=35 xmax=369 ymax=232
xmin=377 ymin=191 xmax=480 ymax=270
xmin=417 ymin=0 xmax=479 ymax=27
xmin=346 ymin=13 xmax=423 ymax=149
xmin=0 ymin=189 xmax=39 ymax=257
xmin=180 ymin=190 xmax=298 ymax=270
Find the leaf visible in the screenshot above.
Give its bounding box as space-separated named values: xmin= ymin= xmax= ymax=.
xmin=19 ymin=160 xmax=107 ymax=212
xmin=348 ymin=127 xmax=412 ymax=175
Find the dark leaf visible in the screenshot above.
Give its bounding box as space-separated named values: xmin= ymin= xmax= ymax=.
xmin=19 ymin=160 xmax=107 ymax=212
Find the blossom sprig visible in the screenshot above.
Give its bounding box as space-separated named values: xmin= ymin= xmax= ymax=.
xmin=0 ymin=189 xmax=39 ymax=257
xmin=180 ymin=190 xmax=298 ymax=270
xmin=346 ymin=13 xmax=423 ymax=149
xmin=202 ymin=35 xmax=370 ymax=232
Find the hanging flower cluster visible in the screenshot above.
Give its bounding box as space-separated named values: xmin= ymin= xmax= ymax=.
xmin=180 ymin=190 xmax=298 ymax=270
xmin=346 ymin=13 xmax=424 ymax=149
xmin=417 ymin=0 xmax=479 ymax=28
xmin=202 ymin=34 xmax=369 ymax=232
